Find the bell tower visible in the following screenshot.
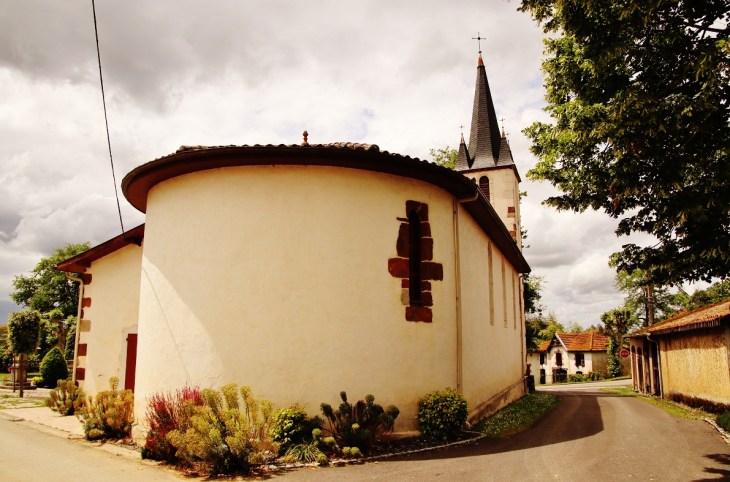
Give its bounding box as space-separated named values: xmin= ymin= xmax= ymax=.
xmin=455 ymin=53 xmax=522 ymax=249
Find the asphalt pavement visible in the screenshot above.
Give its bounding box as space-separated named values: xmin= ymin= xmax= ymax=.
xmin=0 ymin=380 xmax=727 ymax=481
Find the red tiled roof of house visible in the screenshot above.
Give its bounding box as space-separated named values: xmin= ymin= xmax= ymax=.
xmin=533 ymin=332 xmax=609 ymax=352
xmin=556 ymin=332 xmax=610 ymax=352
xmin=627 ymin=298 xmax=730 ymax=337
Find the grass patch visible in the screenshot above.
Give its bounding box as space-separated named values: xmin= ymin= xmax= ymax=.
xmin=472 ymin=392 xmax=561 ymax=437
xmin=601 ymin=387 xmax=716 ymax=420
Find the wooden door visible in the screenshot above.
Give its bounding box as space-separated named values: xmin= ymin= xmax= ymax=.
xmin=125 ymin=334 xmax=138 ymax=392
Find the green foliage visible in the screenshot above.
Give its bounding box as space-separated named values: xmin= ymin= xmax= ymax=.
xmin=519 ymin=0 xmax=730 ymax=286
xmin=39 ymin=347 xmax=68 ymax=388
xmin=319 ymin=392 xmax=399 ymax=452
xmin=341 ymin=446 xmax=362 ymax=459
xmin=607 ymin=337 xmax=622 ymax=378
xmin=32 ymin=376 xmax=43 ymax=386
xmin=11 ymin=243 xmax=90 ymax=318
xmin=473 ymin=392 xmax=561 ymax=438
xmin=0 ymin=327 xmax=12 ymax=372
xmin=587 ymin=371 xmax=605 ymax=381
xmin=600 ymin=307 xmax=636 ymax=339
xmin=7 ymin=311 xmax=41 ymax=355
xmin=64 ymin=324 xmax=76 ymax=360
xmin=429 ymin=146 xmax=457 ymax=169
xmin=523 ymin=274 xmax=544 ymax=315
xmin=271 ymin=404 xmax=322 ymax=453
xmin=526 ymin=311 xmax=565 ymax=348
xmin=610 ymin=263 xmax=685 ymax=325
xmin=76 ymin=378 xmax=134 ymax=440
xmin=684 ymin=279 xmax=730 ymax=311
xmin=717 ymin=412 xmax=730 ymax=432
xmin=417 ymin=388 xmax=468 ymax=441
xmin=568 ymin=373 xmax=587 ymax=383
xmin=166 ymin=384 xmax=278 ymax=474
xmin=46 ymin=379 xmax=85 ymax=416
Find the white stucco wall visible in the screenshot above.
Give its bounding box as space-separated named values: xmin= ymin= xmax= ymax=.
xmin=134 ymin=165 xmax=463 ymax=434
xmin=458 ymin=203 xmax=525 ymax=417
xmin=77 ymin=243 xmax=142 ymax=397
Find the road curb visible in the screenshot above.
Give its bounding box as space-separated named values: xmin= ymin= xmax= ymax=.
xmin=705 ymin=418 xmax=730 ymax=445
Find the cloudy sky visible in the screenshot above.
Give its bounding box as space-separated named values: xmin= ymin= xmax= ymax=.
xmin=0 ymin=0 xmax=689 ymax=327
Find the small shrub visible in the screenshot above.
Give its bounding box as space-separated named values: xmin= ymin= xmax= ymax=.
xmin=569 ymin=374 xmax=587 ymax=383
xmin=587 ymin=371 xmax=604 ymax=381
xmin=341 ymin=446 xmax=362 ymax=459
xmin=32 ymin=376 xmax=43 ymax=386
xmin=417 ymin=388 xmax=468 ymax=441
xmin=717 ymin=412 xmax=730 ymax=432
xmin=271 ymin=404 xmax=322 ymax=453
xmin=166 ymin=384 xmax=279 ymax=475
xmin=46 ymin=379 xmax=85 ymax=416
xmin=319 ymin=392 xmax=399 ymax=452
xmin=39 ymin=347 xmax=68 ymax=388
xmin=143 ymin=386 xmax=204 ymax=461
xmin=76 ymin=378 xmax=134 ymax=439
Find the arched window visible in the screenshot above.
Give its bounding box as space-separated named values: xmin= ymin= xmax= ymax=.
xmin=408 ymin=209 xmax=422 ymax=305
xmin=479 ymin=176 xmax=490 ymax=201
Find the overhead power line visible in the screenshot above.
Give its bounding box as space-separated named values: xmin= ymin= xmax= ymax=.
xmin=91 ymin=0 xmax=126 ymax=239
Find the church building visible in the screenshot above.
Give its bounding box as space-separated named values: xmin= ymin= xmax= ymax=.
xmin=57 ymin=53 xmax=530 ymax=440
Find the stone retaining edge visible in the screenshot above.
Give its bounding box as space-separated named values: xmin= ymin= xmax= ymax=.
xmin=705 ymin=418 xmax=730 ymax=445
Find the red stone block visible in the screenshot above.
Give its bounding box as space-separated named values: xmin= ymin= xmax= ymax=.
xmin=76 ymin=368 xmax=85 ymax=380
xmin=388 ymin=258 xmax=409 ymax=278
xmin=421 ymin=238 xmax=433 ymax=261
xmin=82 ymin=273 xmax=92 ymax=285
xmin=421 ymin=262 xmax=443 ymax=281
xmin=406 ymin=306 xmax=433 ymax=323
xmin=77 ymin=344 xmax=88 ymax=356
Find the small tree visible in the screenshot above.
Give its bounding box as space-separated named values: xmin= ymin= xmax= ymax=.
xmin=607 ymin=337 xmax=622 ymax=378
xmin=7 ymin=311 xmax=42 ymax=397
xmin=40 ymin=347 xmax=69 ymax=388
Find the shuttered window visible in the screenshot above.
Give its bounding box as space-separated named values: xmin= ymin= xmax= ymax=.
xmin=479 ymin=176 xmax=490 ymax=201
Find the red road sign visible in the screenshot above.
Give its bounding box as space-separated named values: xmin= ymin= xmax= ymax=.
xmin=620 ymin=349 xmax=629 ymax=358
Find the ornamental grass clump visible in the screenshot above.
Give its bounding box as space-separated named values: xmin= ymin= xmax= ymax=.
xmin=76 ymin=377 xmax=134 ymax=440
xmin=142 ymin=386 xmax=204 ymax=461
xmin=46 ymin=379 xmax=85 ymax=416
xmin=417 ymin=387 xmax=468 ymax=441
xmin=166 ymin=384 xmax=279 ymax=475
xmin=319 ymin=391 xmax=399 ymax=453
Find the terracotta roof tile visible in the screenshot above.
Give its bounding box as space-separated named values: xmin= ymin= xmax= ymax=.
xmin=556 ymin=332 xmax=610 ymax=352
xmin=627 ymin=298 xmax=730 ymax=337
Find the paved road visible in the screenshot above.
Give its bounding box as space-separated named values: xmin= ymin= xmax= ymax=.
xmin=537 ymin=377 xmax=633 ymax=391
xmin=0 ymin=417 xmax=184 ymax=482
xmin=1 ymin=383 xmax=728 ymax=481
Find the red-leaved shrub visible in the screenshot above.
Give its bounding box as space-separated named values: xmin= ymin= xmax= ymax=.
xmin=143 ymin=386 xmax=204 ymax=461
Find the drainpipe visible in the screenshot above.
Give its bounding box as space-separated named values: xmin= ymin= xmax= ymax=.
xmin=646 ymin=333 xmax=664 ymax=398
xmin=452 ymin=199 xmax=463 ymax=394
xmin=451 ymin=191 xmax=480 ymax=395
xmin=65 ymin=272 xmax=84 ymax=384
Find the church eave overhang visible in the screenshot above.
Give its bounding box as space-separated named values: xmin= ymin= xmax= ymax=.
xmin=122 ymin=145 xmax=530 ymax=273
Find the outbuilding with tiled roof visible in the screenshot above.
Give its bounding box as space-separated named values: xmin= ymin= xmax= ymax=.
xmin=625 ymin=298 xmax=730 ymax=411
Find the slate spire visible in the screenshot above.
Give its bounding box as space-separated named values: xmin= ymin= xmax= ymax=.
xmin=456 ymin=54 xmax=515 ymax=172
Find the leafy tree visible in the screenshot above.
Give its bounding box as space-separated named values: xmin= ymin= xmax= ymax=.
xmin=7 ymin=311 xmax=41 ymax=356
xmin=429 ymin=147 xmax=457 ymax=169
xmin=564 ymin=321 xmax=585 ymax=333
xmin=519 ymin=0 xmax=730 ymax=286
xmin=523 ymin=274 xmax=545 ymax=314
xmin=0 ymin=326 xmax=12 ymax=372
xmin=684 ymin=278 xmax=730 ymax=311
xmin=600 ymin=307 xmax=638 ymax=340
xmin=530 ymin=312 xmax=565 ymax=344
xmin=606 ymin=337 xmax=622 ymax=378
xmin=611 ymin=265 xmax=685 ymax=325
xmin=11 ymin=242 xmax=90 ymax=319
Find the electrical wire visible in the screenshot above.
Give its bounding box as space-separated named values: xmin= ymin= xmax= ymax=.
xmin=91 ymin=0 xmax=126 ymax=239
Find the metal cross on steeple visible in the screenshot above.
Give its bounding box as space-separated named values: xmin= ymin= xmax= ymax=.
xmin=460 ymin=124 xmax=465 ymax=135
xmin=472 ymin=32 xmax=484 ymax=54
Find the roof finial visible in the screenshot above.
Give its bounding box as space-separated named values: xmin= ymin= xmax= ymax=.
xmin=302 ymin=130 xmax=309 ymax=146
xmin=472 ymin=32 xmax=484 ymax=55
xmin=501 ymin=117 xmax=506 ymax=138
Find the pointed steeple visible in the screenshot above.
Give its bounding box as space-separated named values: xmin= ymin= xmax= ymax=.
xmin=455 ymin=133 xmax=471 ymax=171
xmin=467 ymin=53 xmax=503 ymax=169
